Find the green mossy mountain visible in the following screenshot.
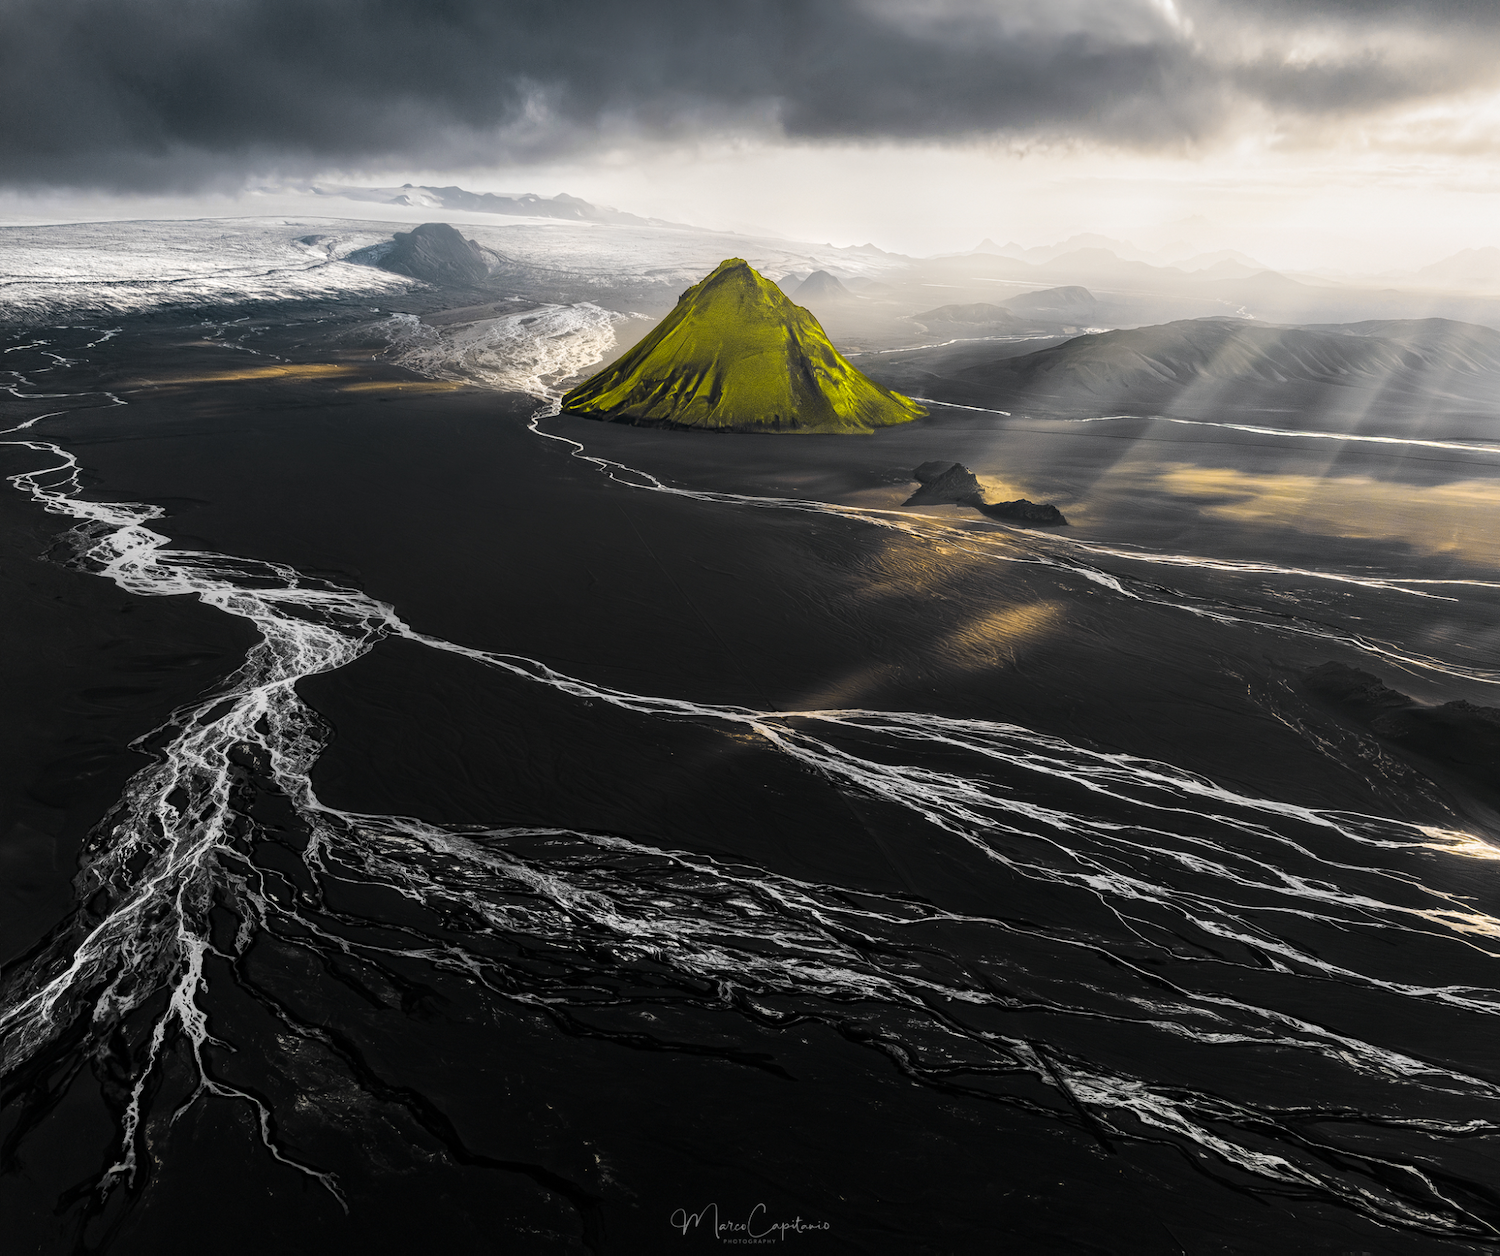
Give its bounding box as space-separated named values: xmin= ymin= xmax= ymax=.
xmin=560 ymin=258 xmax=926 ymax=433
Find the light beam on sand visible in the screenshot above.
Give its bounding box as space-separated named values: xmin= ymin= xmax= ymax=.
xmin=1071 ymin=414 xmax=1500 ymax=458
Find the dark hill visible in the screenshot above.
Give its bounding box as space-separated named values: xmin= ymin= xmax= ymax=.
xmin=1301 ymin=318 xmax=1500 ymax=372
xmin=379 ymin=222 xmax=494 ymax=286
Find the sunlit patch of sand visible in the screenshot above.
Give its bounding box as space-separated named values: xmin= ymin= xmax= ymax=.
xmin=1159 ymin=465 xmax=1500 ymax=562
xmin=123 ymin=363 xmax=467 ymax=394
xmin=339 ymin=380 xmax=467 ymax=394
xmin=974 ymin=473 xmax=1038 ymax=503
xmin=128 ymin=363 xmax=366 ymax=387
xmin=937 ymin=600 xmax=1064 ymax=669
xmin=789 ymin=662 xmax=901 ymax=713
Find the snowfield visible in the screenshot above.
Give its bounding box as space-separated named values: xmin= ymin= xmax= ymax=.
xmin=0 ymin=214 xmax=910 ymax=322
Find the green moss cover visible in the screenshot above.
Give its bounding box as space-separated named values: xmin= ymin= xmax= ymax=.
xmin=559 ymin=258 xmax=926 ymax=433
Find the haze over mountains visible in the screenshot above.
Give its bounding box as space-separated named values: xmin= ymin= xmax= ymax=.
xmin=867 ymin=315 xmax=1500 ymax=435
xmin=258 ymin=183 xmax=1500 ymax=306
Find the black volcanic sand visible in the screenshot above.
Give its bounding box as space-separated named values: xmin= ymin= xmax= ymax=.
xmin=553 ymin=405 xmax=1500 ymax=706
xmin=5 ymin=321 xmax=1500 ymax=1254
xmin=0 ymin=471 xmax=257 ymax=966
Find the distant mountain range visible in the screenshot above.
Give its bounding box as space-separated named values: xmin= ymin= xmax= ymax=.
xmin=1412 ymin=247 xmax=1500 ymax=291
xmin=970 ymin=233 xmax=1500 ymax=293
xmin=970 ymin=234 xmax=1271 ymax=275
xmin=787 ymin=270 xmax=856 ymax=303
xmin=301 ymin=182 xmax=688 ymax=229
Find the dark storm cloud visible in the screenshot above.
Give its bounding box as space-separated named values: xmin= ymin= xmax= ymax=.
xmin=2 ymin=0 xmax=1498 ymax=190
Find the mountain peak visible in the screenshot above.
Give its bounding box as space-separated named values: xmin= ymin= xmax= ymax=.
xmin=379 ymin=222 xmax=493 ymax=286
xmin=790 ymin=269 xmax=854 ymax=304
xmin=560 ymin=258 xmax=925 ymax=433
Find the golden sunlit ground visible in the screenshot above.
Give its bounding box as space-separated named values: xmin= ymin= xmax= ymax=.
xmin=1159 ymin=465 xmax=1500 ymax=562
xmin=123 ymin=362 xmax=467 ymax=395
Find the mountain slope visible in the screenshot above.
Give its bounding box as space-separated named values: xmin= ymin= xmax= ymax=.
xmin=560 ymin=259 xmax=925 ymax=433
xmin=377 ymin=222 xmax=495 ymax=286
xmin=912 ymin=302 xmax=1022 ymax=326
xmin=862 ymin=315 xmax=1500 ymax=427
xmin=995 ymin=317 xmax=1500 ymax=396
xmin=1000 ymin=286 xmax=1097 ymax=320
xmin=791 ymin=270 xmax=855 ymax=304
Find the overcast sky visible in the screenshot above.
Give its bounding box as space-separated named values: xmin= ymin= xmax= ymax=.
xmin=4 ymin=0 xmax=1498 ymax=267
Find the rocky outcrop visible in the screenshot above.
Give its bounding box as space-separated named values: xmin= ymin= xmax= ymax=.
xmin=976 ymin=499 xmax=1068 ymax=524
xmin=902 ymin=461 xmax=1068 ymax=523
xmin=903 ymin=461 xmax=984 ymax=505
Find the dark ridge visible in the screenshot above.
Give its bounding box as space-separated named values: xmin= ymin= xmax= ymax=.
xmin=914 ymin=460 xmax=962 ymax=482
xmin=969 ymin=315 xmax=1500 ymax=409
xmin=1304 ymin=662 xmax=1415 ymax=714
xmin=976 ymin=499 xmax=1068 ymax=525
xmin=912 ymin=303 xmax=1021 ymax=325
xmin=1304 ymin=663 xmax=1500 ymax=792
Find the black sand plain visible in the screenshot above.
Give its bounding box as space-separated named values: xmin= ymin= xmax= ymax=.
xmin=4 ymin=307 xmax=1500 ymax=1255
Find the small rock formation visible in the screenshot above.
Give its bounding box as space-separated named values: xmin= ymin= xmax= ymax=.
xmin=379 ymin=222 xmax=493 ymax=286
xmin=976 ymin=499 xmax=1069 ymax=525
xmin=902 ymin=461 xmax=1068 ymax=523
xmin=903 ymin=461 xmax=984 ymax=505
